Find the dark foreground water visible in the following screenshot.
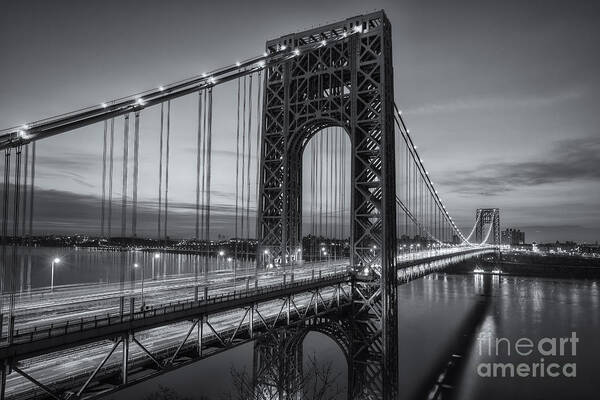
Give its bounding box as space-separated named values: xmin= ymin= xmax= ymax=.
xmin=110 ymin=271 xmax=599 ymax=400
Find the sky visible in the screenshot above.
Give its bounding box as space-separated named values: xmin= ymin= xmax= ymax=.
xmin=0 ymin=0 xmax=599 ymax=243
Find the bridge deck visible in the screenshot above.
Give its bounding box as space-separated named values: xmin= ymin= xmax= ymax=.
xmin=0 ymin=246 xmax=496 ymax=399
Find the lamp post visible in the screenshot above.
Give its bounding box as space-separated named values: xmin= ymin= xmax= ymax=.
xmin=50 ymin=258 xmax=61 ymax=292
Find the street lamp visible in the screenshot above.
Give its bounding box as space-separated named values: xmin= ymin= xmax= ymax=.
xmin=50 ymin=257 xmax=61 ymax=292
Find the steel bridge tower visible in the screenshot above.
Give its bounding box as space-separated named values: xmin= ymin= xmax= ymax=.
xmin=475 ymin=208 xmax=501 ymax=245
xmin=257 ymin=11 xmax=398 ymax=399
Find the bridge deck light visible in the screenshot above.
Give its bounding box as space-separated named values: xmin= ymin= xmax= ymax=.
xmin=136 ymin=98 xmax=145 ymax=106
xmin=101 ymin=102 xmax=108 ymax=108
xmin=236 ymin=61 xmax=241 ymax=67
xmin=22 ymin=124 xmax=29 ymax=130
xmin=158 ymin=86 xmax=165 ymax=91
xmin=280 ymin=45 xmax=287 ymax=50
xmin=293 ymin=48 xmax=300 ymax=56
xmin=321 ymin=40 xmax=327 ymax=46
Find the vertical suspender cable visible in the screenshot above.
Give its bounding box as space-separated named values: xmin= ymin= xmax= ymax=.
xmin=158 ymin=104 xmax=164 ymax=240
xmin=107 ymin=119 xmax=114 ymax=238
xmin=28 ymin=144 xmax=35 ymax=241
xmin=132 ymin=111 xmax=140 ymax=237
xmin=310 ymin=139 xmax=315 ymax=254
xmin=234 ymin=77 xmax=241 ymax=264
xmin=325 ymin=130 xmax=329 ymax=241
xmin=121 ymin=114 xmax=129 ymax=238
xmin=200 ymin=90 xmax=207 ymax=271
xmin=319 ymin=134 xmax=323 ymax=241
xmin=101 ymin=120 xmax=107 ymax=237
xmin=254 ymin=70 xmax=263 ymax=274
xmin=204 ymin=89 xmax=213 ymax=267
xmin=246 ymin=75 xmax=253 ymax=266
xmin=10 ymin=147 xmax=22 ymax=320
xmin=240 ymin=75 xmax=247 ymax=262
xmin=341 ymin=134 xmax=345 ymax=243
xmin=1 ymin=149 xmax=11 ymax=326
xmin=164 ymin=101 xmax=171 ymax=240
xmin=195 ymin=90 xmax=203 ymax=240
xmin=21 ymin=145 xmax=29 ymax=243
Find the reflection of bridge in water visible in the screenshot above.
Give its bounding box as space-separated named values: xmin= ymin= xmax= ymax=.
xmin=0 ymin=11 xmax=501 ymax=400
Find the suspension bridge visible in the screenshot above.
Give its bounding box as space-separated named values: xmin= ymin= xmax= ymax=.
xmin=0 ymin=11 xmax=500 ymax=400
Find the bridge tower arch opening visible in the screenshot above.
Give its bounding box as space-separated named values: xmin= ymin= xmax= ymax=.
xmin=254 ymin=319 xmax=352 ymax=400
xmin=257 ymin=11 xmax=399 ymax=399
xmin=299 ymin=125 xmax=351 ymax=265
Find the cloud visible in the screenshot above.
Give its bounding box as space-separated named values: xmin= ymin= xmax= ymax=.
xmin=440 ymin=136 xmax=600 ymax=195
xmin=406 ymin=88 xmax=584 ymax=116
xmin=1 ymin=185 xmax=257 ymax=238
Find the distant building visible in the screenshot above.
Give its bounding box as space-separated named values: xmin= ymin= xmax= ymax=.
xmin=501 ymin=228 xmax=525 ymax=246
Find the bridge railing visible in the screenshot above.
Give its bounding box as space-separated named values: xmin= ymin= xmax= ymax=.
xmin=1 ymin=271 xmax=352 ymax=347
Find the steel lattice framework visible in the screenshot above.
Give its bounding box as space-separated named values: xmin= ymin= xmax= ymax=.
xmin=475 ymin=208 xmax=501 ymax=245
xmin=257 ymin=11 xmax=398 ymax=399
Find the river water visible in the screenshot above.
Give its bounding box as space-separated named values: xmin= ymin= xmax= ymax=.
xmin=119 ymin=269 xmax=599 ymax=399
xmin=2 ymin=247 xmax=599 ymax=399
